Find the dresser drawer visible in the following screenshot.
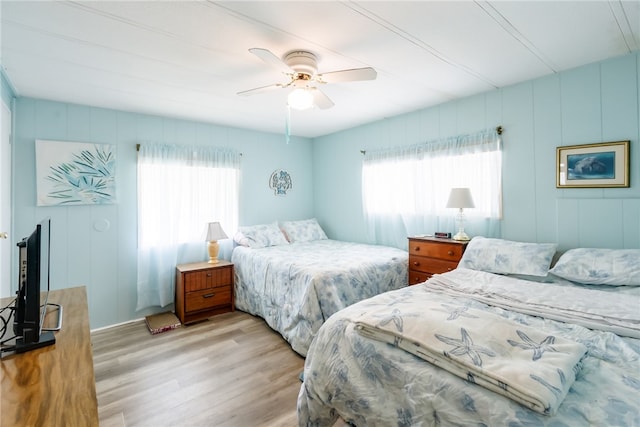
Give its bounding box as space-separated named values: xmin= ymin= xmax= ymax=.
xmin=185 ymin=287 xmax=232 ymax=312
xmin=407 ymin=237 xmax=468 ymax=286
xmin=176 ymin=261 xmax=234 ymax=324
xmin=408 ymin=270 xmax=431 ymax=285
xmin=409 ymin=255 xmax=458 ymax=274
xmin=184 ymin=267 xmax=233 ymax=292
xmin=409 ymin=240 xmax=464 ymax=261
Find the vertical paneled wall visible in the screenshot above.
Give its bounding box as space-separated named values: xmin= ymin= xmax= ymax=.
xmin=12 ymin=99 xmax=314 ymax=328
xmin=8 ymin=51 xmax=640 ymax=329
xmin=1 ymin=71 xmax=15 ymax=107
xmin=313 ymin=52 xmax=640 ymax=251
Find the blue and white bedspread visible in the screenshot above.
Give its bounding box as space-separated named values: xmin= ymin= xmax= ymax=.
xmin=231 ymin=239 xmax=408 ymax=356
xmin=427 ymin=268 xmax=640 ymax=339
xmin=298 ymin=269 xmax=640 ymax=426
xmin=354 ymin=293 xmax=587 ymax=415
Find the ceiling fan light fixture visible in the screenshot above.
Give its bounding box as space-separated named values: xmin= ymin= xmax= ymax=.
xmin=240 ymin=48 xmax=377 ymax=111
xmin=288 ymin=88 xmax=314 ymax=110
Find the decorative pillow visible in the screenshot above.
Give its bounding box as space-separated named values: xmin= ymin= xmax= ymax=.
xmin=236 ymin=222 xmax=289 ymax=249
xmin=233 ymin=231 xmax=250 ymax=247
xmin=549 ymin=248 xmax=640 ymax=286
xmin=458 ymin=236 xmax=557 ymax=277
xmin=279 ymin=218 xmax=328 ymax=243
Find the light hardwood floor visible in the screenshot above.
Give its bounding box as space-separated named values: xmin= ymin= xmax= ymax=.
xmin=92 ymin=311 xmax=306 ymax=427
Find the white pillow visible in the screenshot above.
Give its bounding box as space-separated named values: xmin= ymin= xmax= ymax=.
xmin=236 ymin=222 xmax=289 ymax=249
xmin=549 ymin=248 xmax=640 ymax=286
xmin=279 ymin=218 xmax=328 ymax=243
xmin=458 ymin=236 xmax=557 ymax=277
xmin=233 ymin=231 xmax=250 ymax=247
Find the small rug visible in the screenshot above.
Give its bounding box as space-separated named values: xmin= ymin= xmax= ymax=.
xmin=145 ymin=312 xmax=181 ymax=335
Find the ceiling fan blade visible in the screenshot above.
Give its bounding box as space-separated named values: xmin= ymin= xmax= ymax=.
xmin=237 ymin=83 xmax=285 ymax=96
xmin=311 ymin=88 xmax=335 ymax=109
xmin=316 ymin=67 xmax=377 ymax=84
xmin=249 ymin=48 xmax=293 ymax=74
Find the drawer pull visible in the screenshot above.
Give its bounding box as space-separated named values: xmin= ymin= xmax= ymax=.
xmin=447 ymin=250 xmax=454 ymax=256
xmin=413 ymin=261 xmax=420 ymax=266
xmin=414 ymin=246 xmax=420 ymax=251
xmin=206 ymin=273 xmax=212 ymax=277
xmin=203 ymin=293 xmax=216 ymax=298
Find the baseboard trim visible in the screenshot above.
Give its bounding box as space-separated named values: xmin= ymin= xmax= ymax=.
xmin=90 ymin=317 xmax=145 ymax=333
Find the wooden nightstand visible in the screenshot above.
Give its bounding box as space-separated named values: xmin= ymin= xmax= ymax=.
xmin=407 ymin=237 xmax=468 ymax=285
xmin=175 ymin=261 xmax=234 ymax=325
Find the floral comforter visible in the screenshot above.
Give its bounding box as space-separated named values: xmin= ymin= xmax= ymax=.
xmin=298 ymin=269 xmax=640 ymax=426
xmin=231 ymin=239 xmax=408 ymax=356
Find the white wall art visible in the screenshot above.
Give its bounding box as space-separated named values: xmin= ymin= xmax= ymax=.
xmin=269 ymin=169 xmax=292 ymax=196
xmin=36 ymin=140 xmax=117 ymax=206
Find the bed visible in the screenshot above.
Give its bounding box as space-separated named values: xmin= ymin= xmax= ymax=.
xmin=298 ymin=238 xmax=640 ymax=426
xmin=231 ymin=219 xmax=408 ymax=356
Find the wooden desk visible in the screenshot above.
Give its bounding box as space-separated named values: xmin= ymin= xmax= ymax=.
xmin=1 ymin=286 xmax=98 ymax=427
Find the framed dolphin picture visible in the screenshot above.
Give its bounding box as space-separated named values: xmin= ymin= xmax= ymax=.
xmin=556 ymin=140 xmax=629 ymax=188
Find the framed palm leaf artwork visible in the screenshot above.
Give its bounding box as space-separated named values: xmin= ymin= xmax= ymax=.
xmin=36 ymin=139 xmax=117 ymax=206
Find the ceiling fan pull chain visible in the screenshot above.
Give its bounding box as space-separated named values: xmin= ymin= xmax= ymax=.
xmin=285 ymin=105 xmax=291 ymax=144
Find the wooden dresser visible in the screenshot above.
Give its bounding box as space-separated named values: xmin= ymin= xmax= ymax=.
xmin=408 ymin=236 xmax=468 ymax=285
xmin=175 ymin=261 xmax=234 ymax=324
xmin=1 ymin=286 xmax=99 ymax=426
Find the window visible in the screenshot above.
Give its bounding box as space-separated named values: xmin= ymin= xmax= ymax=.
xmin=136 ymin=144 xmax=240 ymax=310
xmin=362 ymin=129 xmax=502 ymax=248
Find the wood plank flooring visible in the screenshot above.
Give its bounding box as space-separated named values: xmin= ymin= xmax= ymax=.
xmin=92 ymin=311 xmax=306 ymax=427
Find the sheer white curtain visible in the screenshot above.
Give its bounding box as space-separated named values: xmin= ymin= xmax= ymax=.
xmin=362 ymin=129 xmax=502 ymax=248
xmin=136 ymin=144 xmax=240 ymax=310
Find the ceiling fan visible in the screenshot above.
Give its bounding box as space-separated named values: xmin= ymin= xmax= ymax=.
xmin=237 ymin=48 xmax=377 ymax=110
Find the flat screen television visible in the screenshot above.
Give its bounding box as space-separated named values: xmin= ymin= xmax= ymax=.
xmin=13 ymin=217 xmax=56 ymax=353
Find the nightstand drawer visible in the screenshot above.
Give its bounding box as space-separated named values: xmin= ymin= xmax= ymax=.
xmin=409 ymin=255 xmax=458 ymax=274
xmin=409 ymin=270 xmax=431 ymax=285
xmin=184 ymin=267 xmax=233 ymax=292
xmin=185 ymin=287 xmax=232 ymax=312
xmin=409 ymin=241 xmax=464 ymax=261
xmin=176 ymin=260 xmax=234 ymax=324
xmin=407 ymin=237 xmax=468 ymax=286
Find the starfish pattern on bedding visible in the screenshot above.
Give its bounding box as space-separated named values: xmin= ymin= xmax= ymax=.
xmin=374 ymin=308 xmax=404 ymax=332
xmin=435 ymin=327 xmax=497 ymax=367
xmin=439 ymin=303 xmax=479 ymax=321
xmin=508 ymin=330 xmax=558 ymax=361
xmin=530 ymin=368 xmax=564 ymax=408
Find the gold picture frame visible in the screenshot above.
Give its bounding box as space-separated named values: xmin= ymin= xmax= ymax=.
xmin=556 ymin=140 xmax=629 ymax=188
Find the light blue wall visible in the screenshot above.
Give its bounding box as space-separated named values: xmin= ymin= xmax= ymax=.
xmin=1 ymin=70 xmax=16 ymax=107
xmin=12 ymin=98 xmax=314 ymax=328
xmin=9 ymin=52 xmax=640 ymax=329
xmin=313 ymin=52 xmax=640 ymax=251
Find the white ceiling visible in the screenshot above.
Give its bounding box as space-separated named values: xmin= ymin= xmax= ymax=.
xmin=2 ymin=1 xmax=639 ymax=138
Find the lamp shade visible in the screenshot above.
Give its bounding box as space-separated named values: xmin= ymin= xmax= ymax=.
xmin=205 ymin=222 xmax=228 ymax=241
xmin=288 ymin=88 xmax=314 ymax=110
xmin=446 ymin=188 xmax=475 ymax=209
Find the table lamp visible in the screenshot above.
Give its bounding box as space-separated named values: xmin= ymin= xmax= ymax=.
xmin=446 ymin=188 xmax=475 ymax=241
xmin=205 ymin=222 xmax=228 ymax=263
